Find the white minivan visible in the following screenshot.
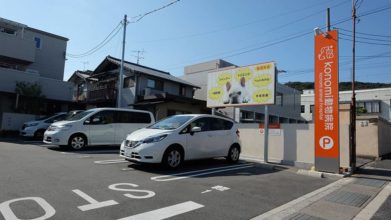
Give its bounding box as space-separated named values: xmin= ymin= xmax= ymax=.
xmin=43 ymin=108 xmax=154 ymax=150
xmin=120 ymin=114 xmax=241 ymax=169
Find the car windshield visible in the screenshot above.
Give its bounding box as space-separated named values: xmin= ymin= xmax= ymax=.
xmin=148 ymin=115 xmax=194 ymax=130
xmin=36 ymin=115 xmax=52 ymax=121
xmin=65 ymin=110 xmax=94 ymax=121
xmin=64 ymin=111 xmax=83 ymax=120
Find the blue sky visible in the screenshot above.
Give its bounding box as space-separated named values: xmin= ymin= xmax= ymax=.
xmin=1 ymin=0 xmax=391 ymax=83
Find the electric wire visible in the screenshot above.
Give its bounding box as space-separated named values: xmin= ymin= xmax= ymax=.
xmin=67 ymin=1 xmax=180 ymax=59
xmin=339 ymin=32 xmax=391 ymax=43
xmin=66 ymin=23 xmax=121 ymax=58
xmin=338 ymin=27 xmax=391 ymax=38
xmin=130 ymin=0 xmax=180 ymax=23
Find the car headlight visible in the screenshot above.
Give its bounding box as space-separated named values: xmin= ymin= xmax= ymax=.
xmin=143 ymin=134 xmax=168 ymax=144
xmin=26 ymin=123 xmax=39 ymax=127
xmin=125 ymin=134 xmax=168 ymax=148
xmin=48 ymin=125 xmax=72 ymax=131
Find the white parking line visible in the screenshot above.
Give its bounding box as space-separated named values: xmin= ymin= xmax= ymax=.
xmin=76 ymin=155 xmax=91 ymax=158
xmin=121 ymin=168 xmax=135 ymax=171
xmin=94 ymin=159 xmax=128 ymax=165
xmin=61 ymin=152 xmax=74 ymax=155
xmin=151 ymin=163 xmax=254 ymax=182
xmin=117 ymin=201 xmax=204 ymax=220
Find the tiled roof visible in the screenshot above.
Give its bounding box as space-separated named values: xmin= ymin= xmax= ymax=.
xmin=106 ymin=56 xmax=200 ymax=89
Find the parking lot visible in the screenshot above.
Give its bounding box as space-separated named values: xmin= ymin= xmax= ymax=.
xmin=0 ymin=139 xmax=335 ymax=220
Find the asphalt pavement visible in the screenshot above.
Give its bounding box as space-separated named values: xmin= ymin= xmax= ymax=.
xmin=0 ymin=138 xmax=334 ymax=220
xmin=1 ymin=138 xmax=391 ymax=220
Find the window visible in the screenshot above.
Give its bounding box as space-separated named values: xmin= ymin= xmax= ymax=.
xmin=276 ymin=93 xmax=283 ymax=106
xmin=310 ymin=105 xmax=314 ymax=113
xmin=123 ymin=76 xmax=135 ymax=88
xmin=357 ymin=101 xmax=380 ymax=113
xmin=115 ymin=111 xmax=151 ymax=124
xmin=180 ymin=85 xmax=186 ymax=96
xmin=134 ymin=112 xmax=152 ymax=123
xmin=301 ymin=105 xmax=305 ymax=113
xmin=0 ymin=27 xmax=16 ymax=35
xmin=89 ymin=111 xmax=114 ymax=125
xmin=147 ymin=78 xmax=163 ymax=90
xmin=34 ymin=37 xmax=42 ymax=49
xmin=210 ymin=118 xmax=233 ymax=131
xmin=189 ymin=117 xmax=210 ymax=132
xmin=241 ymin=110 xmax=254 ymax=119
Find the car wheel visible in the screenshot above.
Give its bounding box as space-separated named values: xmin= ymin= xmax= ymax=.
xmin=34 ymin=129 xmax=45 ymax=139
xmin=163 ymin=147 xmax=183 ymax=169
xmin=227 ymin=145 xmax=240 ymax=163
xmin=68 ymin=135 xmax=86 ymax=150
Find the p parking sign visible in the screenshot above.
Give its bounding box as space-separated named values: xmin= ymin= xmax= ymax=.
xmin=314 ymin=30 xmax=340 ymax=173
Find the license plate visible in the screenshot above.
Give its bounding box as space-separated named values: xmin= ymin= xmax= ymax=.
xmin=124 ymin=147 xmax=132 ymax=157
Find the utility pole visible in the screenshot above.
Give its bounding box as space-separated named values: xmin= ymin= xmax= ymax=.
xmin=351 ymin=0 xmax=357 ymax=172
xmin=327 ymin=8 xmax=331 ymax=31
xmin=132 ymin=50 xmax=145 ymax=64
xmin=117 ymin=15 xmax=128 ymax=108
xmin=82 ymin=61 xmax=89 ymax=71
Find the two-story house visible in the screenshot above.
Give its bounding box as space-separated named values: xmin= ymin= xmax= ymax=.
xmin=69 ymin=56 xmax=207 ymax=119
xmin=301 ymin=88 xmax=391 ymax=122
xmin=0 ymin=17 xmax=74 ymax=117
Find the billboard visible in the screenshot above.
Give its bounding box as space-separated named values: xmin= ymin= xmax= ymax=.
xmin=314 ymin=30 xmax=340 ymax=173
xmin=207 ymin=62 xmax=276 ymax=107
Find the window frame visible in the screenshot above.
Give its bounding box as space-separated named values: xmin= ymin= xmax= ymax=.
xmin=146 ymin=78 xmax=163 ymax=91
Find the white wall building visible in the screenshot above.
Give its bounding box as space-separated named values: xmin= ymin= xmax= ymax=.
xmin=181 ymin=60 xmax=304 ymax=123
xmin=301 ymin=88 xmax=391 ymax=122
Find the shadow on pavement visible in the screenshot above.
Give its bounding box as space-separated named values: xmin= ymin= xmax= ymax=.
xmin=47 ymin=145 xmax=120 ymax=154
xmin=124 ymin=158 xmax=287 ymax=178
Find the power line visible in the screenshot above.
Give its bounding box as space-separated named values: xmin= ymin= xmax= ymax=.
xmin=339 ymin=32 xmax=391 ymax=43
xmin=169 ymin=2 xmax=391 ymax=70
xmin=338 ymin=27 xmax=391 ymax=38
xmin=67 ymin=1 xmax=180 ymax=59
xmin=134 ymin=0 xmax=349 ymax=44
xmin=340 ymin=36 xmax=391 ymax=46
xmin=130 ymin=0 xmax=180 ymax=23
xmin=67 ymin=23 xmax=121 ymax=58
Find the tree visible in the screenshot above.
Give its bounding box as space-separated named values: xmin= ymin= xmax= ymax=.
xmin=14 ymin=81 xmax=46 ymax=114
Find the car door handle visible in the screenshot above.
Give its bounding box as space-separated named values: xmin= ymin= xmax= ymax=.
xmin=207 ymin=134 xmax=213 ymax=137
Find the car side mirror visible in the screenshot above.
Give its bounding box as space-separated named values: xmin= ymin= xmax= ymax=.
xmin=190 ymin=126 xmax=201 ymax=135
xmin=84 ymin=119 xmax=90 ymax=125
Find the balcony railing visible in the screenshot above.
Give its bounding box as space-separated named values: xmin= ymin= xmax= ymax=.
xmin=0 ymin=32 xmax=35 ymax=63
xmin=88 ymin=88 xmax=117 ymax=101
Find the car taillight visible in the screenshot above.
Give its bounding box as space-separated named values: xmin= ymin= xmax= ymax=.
xmin=236 ymin=129 xmax=240 ymax=137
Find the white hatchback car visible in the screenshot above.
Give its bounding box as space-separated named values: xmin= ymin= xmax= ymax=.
xmin=120 ymin=114 xmax=241 ymax=169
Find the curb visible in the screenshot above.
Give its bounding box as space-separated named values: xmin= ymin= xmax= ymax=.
xmin=297 ymin=169 xmax=349 ymax=179
xmin=297 ymin=169 xmax=324 ymax=178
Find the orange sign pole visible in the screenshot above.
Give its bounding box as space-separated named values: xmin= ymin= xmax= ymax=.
xmin=314 ymin=30 xmax=340 ymax=173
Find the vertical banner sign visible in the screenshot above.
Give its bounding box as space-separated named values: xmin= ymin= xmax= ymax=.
xmin=314 ymin=30 xmax=339 ymax=173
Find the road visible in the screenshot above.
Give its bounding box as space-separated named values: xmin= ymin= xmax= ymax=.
xmin=0 ymin=139 xmax=334 ymax=220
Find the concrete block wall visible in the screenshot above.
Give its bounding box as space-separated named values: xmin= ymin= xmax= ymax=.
xmin=238 ymin=123 xmax=350 ymax=169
